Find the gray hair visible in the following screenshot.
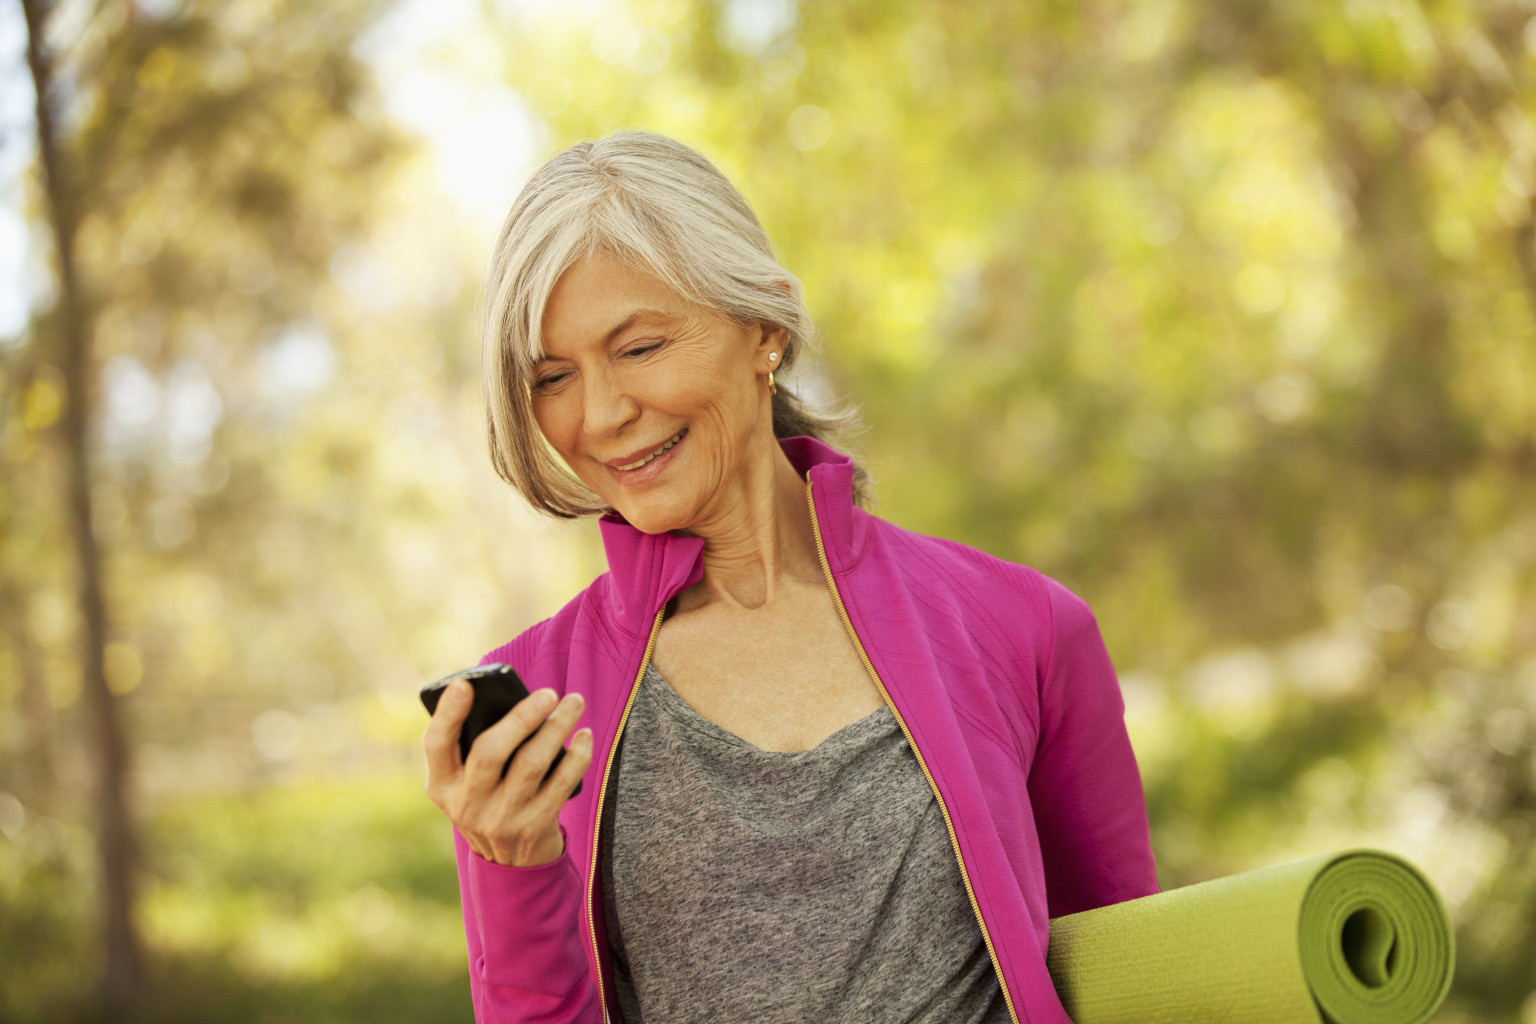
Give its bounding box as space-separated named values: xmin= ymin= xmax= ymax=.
xmin=480 ymin=129 xmax=868 ymax=519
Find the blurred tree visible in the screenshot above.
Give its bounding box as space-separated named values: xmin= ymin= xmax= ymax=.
xmin=22 ymin=0 xmax=144 ymax=1010
xmin=4 ymin=0 xmax=404 ymax=1018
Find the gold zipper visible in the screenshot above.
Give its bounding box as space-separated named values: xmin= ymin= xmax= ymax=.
xmin=586 ymin=603 xmax=665 ymax=1024
xmin=805 ymin=480 xmax=1023 ymax=1024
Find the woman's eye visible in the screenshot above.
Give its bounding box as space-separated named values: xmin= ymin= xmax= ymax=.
xmin=626 ymin=340 xmax=664 ymax=357
xmin=533 ymin=372 xmax=570 ymax=391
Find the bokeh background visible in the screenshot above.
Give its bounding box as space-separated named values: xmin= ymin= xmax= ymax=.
xmin=2 ymin=0 xmax=1534 ymax=1020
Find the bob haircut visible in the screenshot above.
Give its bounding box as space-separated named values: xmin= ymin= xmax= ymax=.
xmin=480 ymin=129 xmax=869 ymax=519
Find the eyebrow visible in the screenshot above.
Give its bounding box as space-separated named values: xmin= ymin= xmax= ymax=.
xmin=536 ymin=307 xmax=677 ymax=363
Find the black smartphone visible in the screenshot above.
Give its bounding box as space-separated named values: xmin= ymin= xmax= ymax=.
xmin=420 ymin=664 xmax=582 ymax=798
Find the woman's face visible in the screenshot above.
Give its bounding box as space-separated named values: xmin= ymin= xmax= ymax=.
xmin=532 ymin=251 xmax=781 ymax=534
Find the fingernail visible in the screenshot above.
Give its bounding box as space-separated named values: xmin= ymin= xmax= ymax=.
xmin=564 ymin=692 xmax=584 ymax=710
xmin=535 ymin=688 xmax=558 ymax=709
xmin=449 ymin=680 xmax=470 ymax=702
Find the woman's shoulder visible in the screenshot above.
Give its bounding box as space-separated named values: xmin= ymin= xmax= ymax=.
xmin=855 ymin=507 xmax=1099 ymax=633
xmin=476 ymin=570 xmax=626 ymax=672
xmin=856 ymin=507 xmax=1061 ymax=591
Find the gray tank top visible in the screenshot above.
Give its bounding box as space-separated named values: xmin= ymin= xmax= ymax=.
xmin=599 ymin=662 xmax=1009 ymax=1023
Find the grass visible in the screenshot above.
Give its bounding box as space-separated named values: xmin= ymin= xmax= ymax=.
xmin=0 ymin=773 xmax=475 ymax=1024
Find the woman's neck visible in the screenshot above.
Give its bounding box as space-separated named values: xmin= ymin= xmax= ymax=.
xmin=677 ymin=441 xmax=822 ymax=613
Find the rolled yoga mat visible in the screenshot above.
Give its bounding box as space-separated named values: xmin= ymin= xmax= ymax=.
xmin=1045 ymin=848 xmax=1455 ymax=1024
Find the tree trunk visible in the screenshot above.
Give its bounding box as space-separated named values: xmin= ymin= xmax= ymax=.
xmin=19 ymin=0 xmax=141 ymax=1018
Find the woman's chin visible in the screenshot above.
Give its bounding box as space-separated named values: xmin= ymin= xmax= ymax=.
xmin=612 ymin=501 xmax=692 ymax=536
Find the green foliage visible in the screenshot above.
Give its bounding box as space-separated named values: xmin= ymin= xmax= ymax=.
xmin=4 ymin=0 xmax=1536 ymax=1021
xmin=0 ymin=775 xmax=470 ymax=1024
xmin=0 ymin=822 xmax=96 ymax=1022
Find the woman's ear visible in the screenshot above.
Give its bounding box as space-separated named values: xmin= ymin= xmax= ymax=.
xmin=757 ymin=320 xmax=788 ymax=366
xmin=757 ymin=278 xmax=794 ymax=361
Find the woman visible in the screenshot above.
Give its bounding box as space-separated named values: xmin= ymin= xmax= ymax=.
xmin=423 ymin=130 xmax=1159 ymax=1024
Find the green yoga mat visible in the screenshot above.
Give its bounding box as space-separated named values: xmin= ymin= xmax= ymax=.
xmin=1045 ymin=848 xmax=1455 ymax=1024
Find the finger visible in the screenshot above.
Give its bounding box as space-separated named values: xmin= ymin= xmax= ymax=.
xmin=503 ymin=691 xmax=585 ymax=793
xmin=423 ymin=679 xmax=473 ymax=779
xmin=529 ymin=726 xmax=594 ymax=818
xmin=463 ymin=687 xmax=560 ymax=790
xmin=469 ymin=833 xmax=495 ymax=862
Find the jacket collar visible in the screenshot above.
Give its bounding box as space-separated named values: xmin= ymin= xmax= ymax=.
xmin=596 ymin=435 xmax=861 ymax=634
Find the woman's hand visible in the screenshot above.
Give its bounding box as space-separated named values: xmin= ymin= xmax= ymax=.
xmin=423 ymin=680 xmax=593 ymax=867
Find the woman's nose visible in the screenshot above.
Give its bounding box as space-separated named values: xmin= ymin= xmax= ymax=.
xmin=582 ymin=367 xmax=640 ymax=438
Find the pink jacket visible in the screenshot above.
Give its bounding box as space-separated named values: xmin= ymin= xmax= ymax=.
xmin=453 ymin=436 xmax=1159 ymax=1024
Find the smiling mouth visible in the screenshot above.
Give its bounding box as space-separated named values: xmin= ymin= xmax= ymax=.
xmin=613 ymin=428 xmax=687 ymax=471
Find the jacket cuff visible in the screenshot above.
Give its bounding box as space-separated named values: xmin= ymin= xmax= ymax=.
xmin=465 ymin=827 xmax=591 ymax=990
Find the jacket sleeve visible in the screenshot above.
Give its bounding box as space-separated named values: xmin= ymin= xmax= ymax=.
xmin=454 ymin=824 xmax=603 ymax=1023
xmin=1026 ymin=578 xmax=1160 ymax=919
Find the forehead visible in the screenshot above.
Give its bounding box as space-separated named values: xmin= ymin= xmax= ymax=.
xmin=539 ymin=253 xmax=687 ymax=356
